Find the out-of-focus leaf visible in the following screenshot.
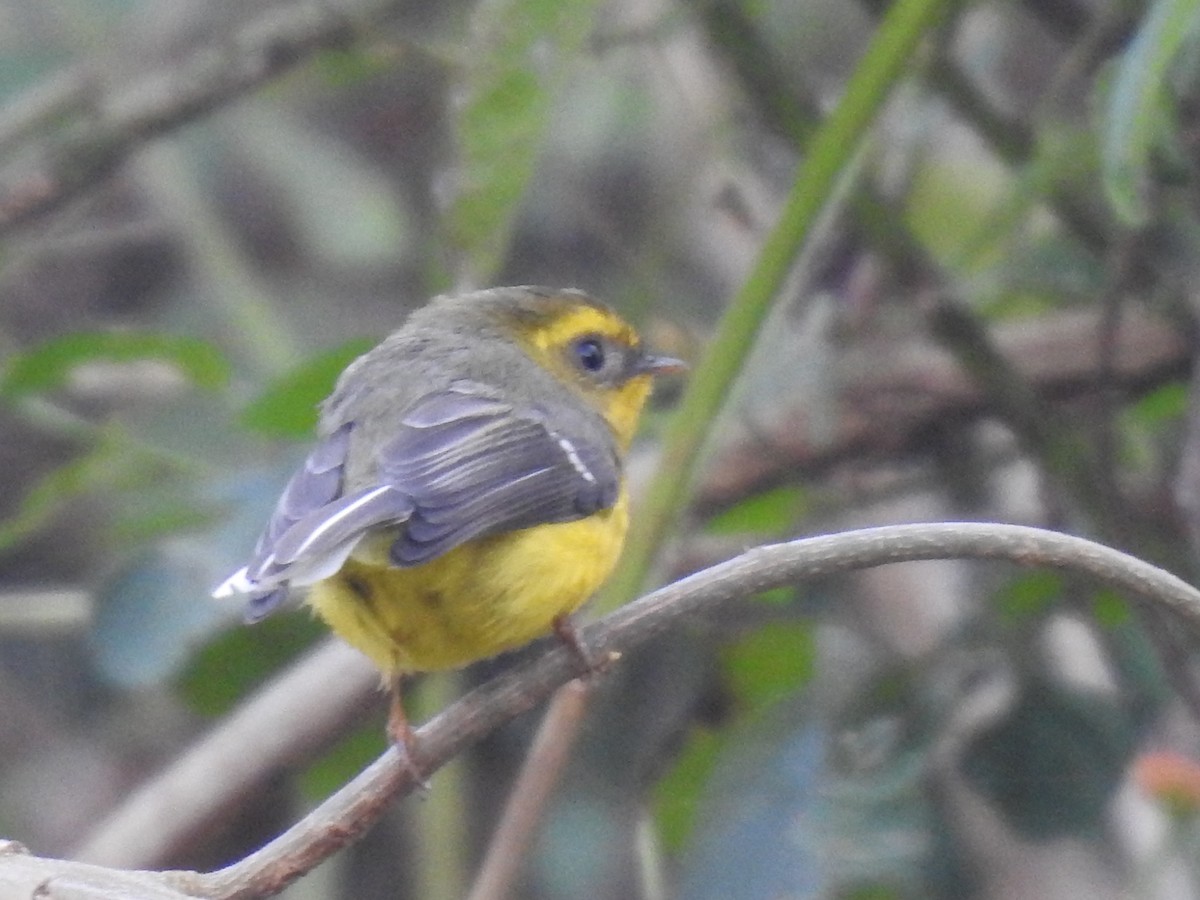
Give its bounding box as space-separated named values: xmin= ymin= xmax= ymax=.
xmin=92 ymin=465 xmax=305 ymax=687
xmin=904 ymin=143 xmax=1009 ymax=269
xmin=444 ymin=0 xmax=598 ymax=281
xmin=655 ymin=728 xmax=723 ymax=852
xmin=239 ymin=339 xmax=374 ymax=438
xmin=677 ymin=712 xmax=934 ymax=900
xmin=962 ymin=677 xmax=1135 ymax=838
xmin=179 ymin=612 xmax=326 ymax=716
xmin=994 ymin=571 xmax=1062 ymax=624
xmin=0 ymin=332 xmax=229 ymax=397
xmin=1129 ymin=382 xmax=1188 ymax=427
xmin=705 ymin=486 xmax=807 ymax=535
xmin=313 ymin=46 xmax=394 ymax=88
xmin=676 ymin=726 xmax=830 ymax=900
xmin=92 ymin=541 xmax=229 ymax=688
xmin=1101 ymin=0 xmax=1200 ymax=226
xmin=1091 ymin=588 xmax=1133 ymax=629
xmin=658 ymin=623 xmax=816 ymax=852
xmin=0 ymin=434 xmax=170 ymax=551
xmin=977 ymin=233 xmax=1106 ymax=317
xmin=1120 ymin=382 xmax=1187 ymax=472
xmin=722 ymin=621 xmax=815 ymax=714
xmin=301 ymin=721 xmax=386 ymax=800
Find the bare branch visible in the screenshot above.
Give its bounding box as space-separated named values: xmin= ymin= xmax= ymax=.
xmin=0 ymin=0 xmax=407 ymax=236
xmin=74 ymin=641 xmax=378 ymax=869
xmin=12 ymin=524 xmax=1200 ymax=898
xmin=698 ymin=307 xmax=1189 ymax=513
xmin=465 ymin=680 xmax=594 ymax=900
xmin=197 ymin=523 xmax=1200 ymax=898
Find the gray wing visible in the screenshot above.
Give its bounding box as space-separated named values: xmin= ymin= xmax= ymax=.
xmin=381 ymin=385 xmax=619 ymax=565
xmin=212 ymin=422 xmax=415 ymax=621
xmin=213 ymin=383 xmax=620 ymax=620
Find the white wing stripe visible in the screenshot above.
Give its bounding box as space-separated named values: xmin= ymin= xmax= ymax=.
xmin=212 ymin=566 xmax=253 ymax=598
xmin=281 ymin=485 xmax=396 ymax=562
xmin=555 ymin=435 xmax=597 ymax=484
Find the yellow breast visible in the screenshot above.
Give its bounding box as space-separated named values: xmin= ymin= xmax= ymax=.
xmin=305 ymin=492 xmax=630 ymax=674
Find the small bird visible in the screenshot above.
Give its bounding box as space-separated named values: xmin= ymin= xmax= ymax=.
xmin=214 ymin=286 xmax=682 ymax=761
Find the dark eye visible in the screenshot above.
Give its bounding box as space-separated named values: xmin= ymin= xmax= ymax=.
xmin=572 ymin=336 xmax=606 ymax=373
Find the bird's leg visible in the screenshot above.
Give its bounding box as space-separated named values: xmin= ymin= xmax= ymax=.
xmin=552 ymin=614 xmax=618 ymax=678
xmin=386 ymin=676 xmax=430 ymax=791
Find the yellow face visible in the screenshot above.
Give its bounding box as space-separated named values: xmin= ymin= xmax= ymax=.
xmin=518 ymin=303 xmax=658 ymax=450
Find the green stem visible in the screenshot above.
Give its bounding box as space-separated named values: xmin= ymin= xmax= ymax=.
xmin=602 ymin=0 xmax=961 ymax=607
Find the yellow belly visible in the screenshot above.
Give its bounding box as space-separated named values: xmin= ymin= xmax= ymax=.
xmin=306 ymin=493 xmax=630 ymax=674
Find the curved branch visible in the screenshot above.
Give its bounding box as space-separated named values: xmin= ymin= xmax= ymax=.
xmin=74 ymin=641 xmax=378 ymax=868
xmin=194 ymin=523 xmax=1200 ymax=899
xmin=10 ymin=524 xmax=1199 ymax=898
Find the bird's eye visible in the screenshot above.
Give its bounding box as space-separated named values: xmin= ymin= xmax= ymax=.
xmin=572 ymin=336 xmax=606 ymax=373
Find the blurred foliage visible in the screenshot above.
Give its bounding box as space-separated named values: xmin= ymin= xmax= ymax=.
xmin=239 ymin=338 xmax=375 ymax=438
xmin=0 ymin=332 xmax=229 ymax=398
xmin=1101 ymin=0 xmax=1200 ymax=226
xmin=3 ymin=0 xmax=1200 ymax=897
xmin=446 ymin=0 xmax=601 ymax=282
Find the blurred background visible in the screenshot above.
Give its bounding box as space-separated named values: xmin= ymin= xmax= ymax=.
xmin=3 ymin=0 xmax=1200 ymax=897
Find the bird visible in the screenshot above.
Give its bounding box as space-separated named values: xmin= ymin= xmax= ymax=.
xmin=213 ymin=286 xmax=683 ymax=764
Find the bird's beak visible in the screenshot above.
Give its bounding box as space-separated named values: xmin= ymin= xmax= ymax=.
xmin=635 ymin=353 xmax=687 ymax=376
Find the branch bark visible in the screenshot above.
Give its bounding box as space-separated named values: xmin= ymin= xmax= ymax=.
xmin=6 ymin=523 xmax=1200 ymax=898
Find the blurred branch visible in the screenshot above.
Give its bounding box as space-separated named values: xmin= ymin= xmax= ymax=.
xmin=465 ymin=679 xmax=593 ymax=900
xmin=698 ymin=0 xmax=938 ymax=285
xmin=925 ymin=294 xmax=1127 ymax=533
xmin=606 ymin=0 xmax=962 ymax=604
xmin=697 ymin=305 xmax=1189 ymax=513
xmin=5 ymin=524 xmax=1200 ymax=898
xmin=0 ymin=0 xmax=406 ymax=236
xmin=852 ymin=0 xmax=1116 ymax=251
xmin=74 ymin=640 xmax=378 ymax=869
xmin=926 ymin=294 xmax=1200 ymax=722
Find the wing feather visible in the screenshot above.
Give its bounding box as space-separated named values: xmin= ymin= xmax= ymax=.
xmin=214 ymin=382 xmax=620 ymax=618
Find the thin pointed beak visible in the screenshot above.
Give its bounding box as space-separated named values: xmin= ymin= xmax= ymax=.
xmin=636 ymin=353 xmax=687 ymax=376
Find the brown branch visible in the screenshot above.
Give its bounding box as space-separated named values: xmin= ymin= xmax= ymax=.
xmin=698 ymin=306 xmax=1190 ymax=513
xmin=11 ymin=524 xmax=1200 ymax=898
xmin=465 ymin=680 xmax=593 ymax=900
xmin=184 ymin=524 xmax=1200 ymax=898
xmin=0 ymin=0 xmax=408 ymax=236
xmin=74 ymin=641 xmax=378 ymax=869
xmin=65 ymin=306 xmax=1190 ymax=878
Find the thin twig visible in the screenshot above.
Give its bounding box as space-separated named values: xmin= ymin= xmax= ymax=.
xmin=465 ymin=679 xmax=593 ymax=900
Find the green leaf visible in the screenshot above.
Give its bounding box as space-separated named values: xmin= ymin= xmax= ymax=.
xmin=1128 ymin=382 xmax=1188 ymax=427
xmin=1092 ymin=589 xmax=1133 ymax=629
xmin=239 ymin=339 xmax=374 ymax=438
xmin=654 ymin=727 xmax=723 ymax=852
xmin=962 ymin=677 xmax=1134 ymax=839
xmin=0 ymin=332 xmax=229 ymax=397
xmin=179 ymin=614 xmax=326 ymax=716
xmin=0 ymin=434 xmax=171 ymax=551
xmin=705 ymin=486 xmax=807 ymax=535
xmin=444 ymin=0 xmax=598 ymax=281
xmin=995 ymin=571 xmax=1063 ymax=624
xmin=1100 ymin=0 xmax=1200 ymax=226
xmin=301 ymin=721 xmax=387 ymax=800
xmin=722 ymin=621 xmax=816 ymax=714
